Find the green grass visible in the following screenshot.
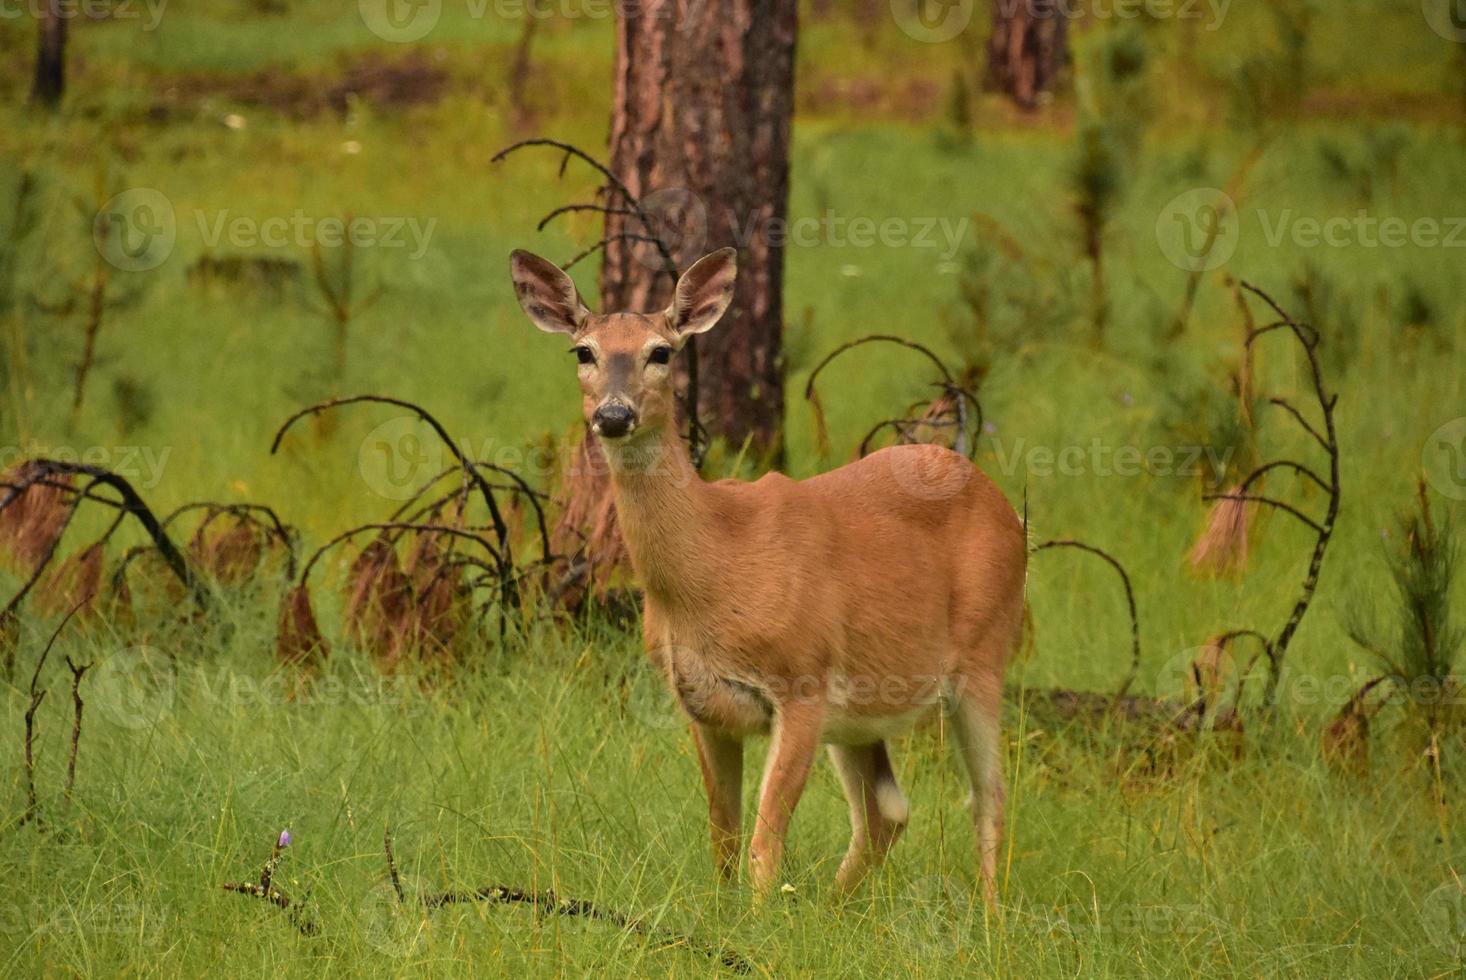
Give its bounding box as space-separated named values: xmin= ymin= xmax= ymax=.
xmin=3 ymin=1 xmax=1466 ymax=975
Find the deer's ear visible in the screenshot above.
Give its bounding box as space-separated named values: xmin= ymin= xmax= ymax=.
xmin=666 ymin=247 xmax=736 ymax=340
xmin=510 ymin=250 xmax=589 ymax=335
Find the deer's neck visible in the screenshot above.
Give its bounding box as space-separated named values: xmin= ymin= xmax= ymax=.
xmin=601 ymin=423 xmax=716 ymax=603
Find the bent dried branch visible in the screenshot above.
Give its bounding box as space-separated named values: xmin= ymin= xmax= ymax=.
xmin=1032 ymin=538 xmax=1142 ymax=702
xmin=271 ymin=395 xmax=515 ymax=597
xmin=1 ymin=460 xmax=202 ymax=612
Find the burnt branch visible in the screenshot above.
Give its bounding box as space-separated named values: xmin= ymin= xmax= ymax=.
xmin=21 ymin=600 xmax=87 ymax=826
xmin=298 ymin=523 xmax=503 ymax=586
xmin=561 ymin=233 xmax=666 ymax=273
xmin=1235 ymin=459 xmax=1330 ymax=496
xmin=62 ymin=655 xmax=91 ymax=813
xmin=1264 ymin=397 xmax=1329 ymax=451
xmin=1 ymin=459 xmax=202 ymax=609
xmin=221 ymin=831 xmax=318 ymax=936
xmin=271 ymin=395 xmax=515 ymax=597
xmin=804 ymin=334 xmax=957 ymax=398
xmin=491 ymin=138 xmax=678 ymax=277
xmin=536 ymin=203 xmax=637 ymax=231
xmin=1033 ymin=539 xmax=1142 ymax=702
xmin=806 ymin=337 xmax=986 ymax=462
xmin=382 ymin=829 xmax=750 ymax=974
xmin=220 ymin=881 xmax=318 ymax=936
xmin=1202 ymin=493 xmax=1325 ymax=535
xmin=1230 ymin=282 xmax=1342 ymax=707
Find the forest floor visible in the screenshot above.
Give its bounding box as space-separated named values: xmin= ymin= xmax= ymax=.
xmin=2 ymin=2 xmax=1466 ymax=975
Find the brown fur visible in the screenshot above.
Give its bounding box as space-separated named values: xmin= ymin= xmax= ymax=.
xmin=511 ymin=248 xmax=1027 ymax=903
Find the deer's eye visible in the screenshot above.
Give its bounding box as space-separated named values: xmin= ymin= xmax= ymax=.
xmin=648 ymin=345 xmax=673 ymax=366
xmin=572 ymin=345 xmax=595 ymax=365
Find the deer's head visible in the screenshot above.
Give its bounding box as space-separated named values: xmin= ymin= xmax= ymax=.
xmin=509 ymin=248 xmax=736 ymax=442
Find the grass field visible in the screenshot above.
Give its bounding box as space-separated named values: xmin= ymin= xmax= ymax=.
xmin=3 ymin=1 xmax=1466 ymax=975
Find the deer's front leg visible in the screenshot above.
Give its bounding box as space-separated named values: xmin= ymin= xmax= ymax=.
xmin=691 ymin=723 xmax=743 ymax=880
xmin=749 ymin=698 xmax=824 ymax=896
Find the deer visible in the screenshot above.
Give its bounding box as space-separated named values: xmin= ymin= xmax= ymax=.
xmin=509 ymin=246 xmax=1027 ymax=906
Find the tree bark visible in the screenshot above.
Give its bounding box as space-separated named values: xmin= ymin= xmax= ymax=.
xmin=600 ymin=0 xmax=795 ymax=457
xmin=31 ymin=0 xmax=68 ymax=109
xmin=549 ymin=0 xmax=796 ymax=606
xmin=983 ymin=0 xmax=1067 ymax=111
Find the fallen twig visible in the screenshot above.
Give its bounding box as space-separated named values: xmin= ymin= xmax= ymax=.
xmin=381 ymin=828 xmax=751 ymax=973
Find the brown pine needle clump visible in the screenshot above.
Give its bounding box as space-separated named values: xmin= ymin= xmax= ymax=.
xmin=550 ymin=436 xmax=626 ymax=609
xmin=276 ymin=583 xmax=329 ymax=670
xmin=404 ymin=534 xmax=469 ymax=662
xmin=35 ymin=543 xmax=103 ymax=618
xmin=190 ymin=518 xmax=263 ymax=585
xmin=0 ymin=464 xmax=75 ymax=570
xmin=1322 ymin=678 xmax=1385 ymax=775
xmin=1185 ymin=636 xmax=1232 ymax=712
xmin=342 ymin=538 xmax=414 ymax=669
xmin=1188 ymin=486 xmax=1252 ymax=576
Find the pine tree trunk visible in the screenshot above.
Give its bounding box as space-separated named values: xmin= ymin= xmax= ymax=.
xmin=549 ymin=0 xmax=796 ymax=606
xmin=984 ymin=0 xmax=1066 ymax=111
xmin=600 ymin=0 xmax=795 ymax=457
xmin=31 ymin=1 xmax=67 ymax=109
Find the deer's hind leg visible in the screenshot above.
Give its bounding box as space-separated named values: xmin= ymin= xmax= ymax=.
xmin=948 ymin=668 xmax=1007 ymax=908
xmin=827 ymin=740 xmax=909 ymax=891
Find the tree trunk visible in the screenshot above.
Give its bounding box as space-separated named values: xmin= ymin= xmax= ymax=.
xmin=31 ymin=1 xmax=67 ymax=109
xmin=549 ymin=0 xmax=796 ymax=606
xmin=983 ymin=0 xmax=1067 ymax=111
xmin=600 ymin=0 xmax=795 ymax=458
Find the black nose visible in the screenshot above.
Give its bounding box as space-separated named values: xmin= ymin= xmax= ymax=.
xmin=592 ymin=403 xmax=637 ymax=438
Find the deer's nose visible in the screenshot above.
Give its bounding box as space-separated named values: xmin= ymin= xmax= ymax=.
xmin=592 ymin=403 xmax=637 ymax=439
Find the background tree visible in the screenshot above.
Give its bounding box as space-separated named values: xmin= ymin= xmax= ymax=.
xmin=984 ymin=0 xmax=1068 ymax=111
xmin=32 ymin=1 xmax=67 ymax=109
xmin=599 ymin=0 xmax=796 ymax=458
xmin=552 ymin=0 xmax=797 ymax=601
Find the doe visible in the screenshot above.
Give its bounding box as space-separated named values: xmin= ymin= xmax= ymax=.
xmin=510 ymin=247 xmax=1027 ymax=904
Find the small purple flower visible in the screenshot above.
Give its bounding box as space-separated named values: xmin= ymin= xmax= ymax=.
xmin=278 ymin=829 xmax=292 ymax=849
xmin=983 ymin=421 xmax=997 ymax=435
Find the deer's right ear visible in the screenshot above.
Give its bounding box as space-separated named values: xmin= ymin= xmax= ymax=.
xmin=510 ymin=250 xmax=589 ymax=335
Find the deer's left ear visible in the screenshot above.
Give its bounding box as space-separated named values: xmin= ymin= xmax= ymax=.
xmin=666 ymin=247 xmax=736 ymax=341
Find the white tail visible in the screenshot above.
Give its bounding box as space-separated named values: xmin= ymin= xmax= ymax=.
xmin=511 ymin=247 xmax=1027 ymax=903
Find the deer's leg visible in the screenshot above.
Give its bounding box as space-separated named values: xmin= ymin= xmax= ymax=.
xmin=949 ymin=674 xmax=1006 ymax=908
xmin=749 ymin=699 xmax=824 ymax=896
xmin=828 ymin=740 xmax=909 ymax=891
xmin=691 ymin=723 xmax=743 ymax=880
